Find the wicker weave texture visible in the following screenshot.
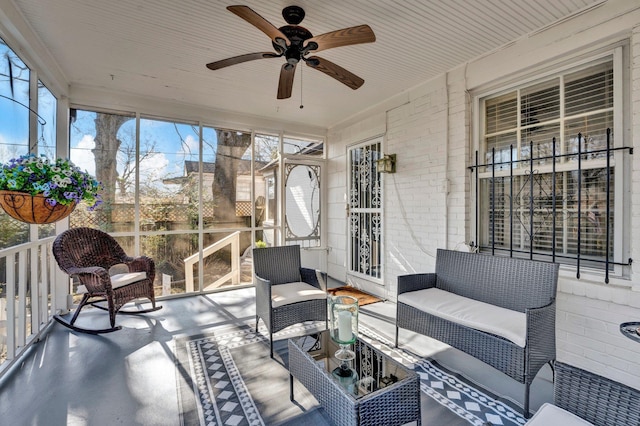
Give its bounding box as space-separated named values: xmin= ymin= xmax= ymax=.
xmin=434 ymin=249 xmax=558 ymax=312
xmin=554 ymin=362 xmax=640 ymax=426
xmin=253 ymin=245 xmax=328 ymax=356
xmin=396 ymin=249 xmax=559 ymax=416
xmin=397 ymin=303 xmax=527 ymax=380
xmin=289 ymin=336 xmax=421 ymax=426
xmin=52 ymin=227 xmax=158 ymax=329
xmin=272 ymin=299 xmax=327 ymax=333
xmin=253 ymin=245 xmax=302 ymax=284
xmin=289 ymin=340 xmax=359 ymax=426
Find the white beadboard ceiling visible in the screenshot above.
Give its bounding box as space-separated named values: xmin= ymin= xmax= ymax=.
xmin=10 ymin=0 xmax=602 ymax=129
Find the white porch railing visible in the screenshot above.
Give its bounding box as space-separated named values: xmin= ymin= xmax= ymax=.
xmin=183 ymin=231 xmax=241 ymax=292
xmin=0 ymin=236 xmax=57 ymax=374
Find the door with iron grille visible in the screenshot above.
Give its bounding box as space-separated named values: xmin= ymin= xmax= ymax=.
xmin=347 ymin=139 xmax=382 ymax=280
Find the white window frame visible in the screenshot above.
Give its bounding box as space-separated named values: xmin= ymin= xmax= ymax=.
xmin=472 ymin=46 xmax=629 ymax=279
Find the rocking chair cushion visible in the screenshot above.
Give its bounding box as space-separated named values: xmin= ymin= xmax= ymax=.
xmin=76 ymin=271 xmax=147 ymax=294
xmin=271 ymin=281 xmax=327 ymax=308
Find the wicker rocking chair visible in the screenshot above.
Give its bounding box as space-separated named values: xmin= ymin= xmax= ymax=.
xmin=253 ymin=245 xmax=328 ymax=358
xmin=52 ymin=227 xmax=162 ymax=334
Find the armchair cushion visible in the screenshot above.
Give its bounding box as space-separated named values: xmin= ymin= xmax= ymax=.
xmin=271 ymin=281 xmax=327 ymax=308
xmin=77 ymin=271 xmax=147 ymax=294
xmin=526 ymin=403 xmax=594 ymax=426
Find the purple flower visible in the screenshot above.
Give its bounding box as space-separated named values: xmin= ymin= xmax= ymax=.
xmin=1 ymin=154 xmax=101 ymax=210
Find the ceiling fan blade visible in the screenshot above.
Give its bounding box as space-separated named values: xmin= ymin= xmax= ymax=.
xmin=277 ymin=63 xmax=296 ymax=99
xmin=306 ymin=56 xmax=364 ymax=90
xmin=206 ymin=52 xmax=279 ymax=70
xmin=304 ymin=25 xmax=375 ymax=53
xmin=227 ymin=5 xmax=289 ymax=48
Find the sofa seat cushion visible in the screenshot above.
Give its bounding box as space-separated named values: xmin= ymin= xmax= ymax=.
xmin=398 ymin=287 xmax=526 ymax=347
xmin=525 ymin=403 xmax=594 ymax=425
xmin=271 ymin=282 xmax=326 ymax=308
xmin=77 ymin=272 xmax=147 ymax=294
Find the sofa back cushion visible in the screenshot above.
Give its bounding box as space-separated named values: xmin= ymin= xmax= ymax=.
xmin=434 ymin=249 xmax=559 ymax=312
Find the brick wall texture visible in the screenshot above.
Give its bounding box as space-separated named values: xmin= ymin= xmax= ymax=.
xmin=327 ymin=11 xmax=640 ymax=389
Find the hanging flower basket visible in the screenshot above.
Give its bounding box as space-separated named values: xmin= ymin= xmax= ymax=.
xmin=0 ymin=190 xmax=77 ymax=224
xmin=0 ymin=154 xmax=102 ymax=224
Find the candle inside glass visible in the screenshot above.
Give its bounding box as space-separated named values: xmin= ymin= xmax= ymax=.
xmin=338 ymin=310 xmax=352 ymax=342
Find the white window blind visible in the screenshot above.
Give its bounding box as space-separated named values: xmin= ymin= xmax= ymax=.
xmin=476 ymin=56 xmax=627 ymax=276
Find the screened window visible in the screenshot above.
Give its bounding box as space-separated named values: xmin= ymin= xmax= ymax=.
xmin=476 ymin=53 xmax=628 ymax=276
xmin=283 ymin=136 xmax=323 ymax=156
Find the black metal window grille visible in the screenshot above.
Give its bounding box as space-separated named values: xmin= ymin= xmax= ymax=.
xmin=471 ymin=133 xmax=632 ymax=283
xmin=472 ymin=57 xmax=632 ymax=283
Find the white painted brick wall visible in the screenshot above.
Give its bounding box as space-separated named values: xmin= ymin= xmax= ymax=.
xmin=328 ymin=6 xmax=640 ymax=389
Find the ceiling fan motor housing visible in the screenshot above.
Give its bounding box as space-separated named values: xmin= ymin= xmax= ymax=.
xmin=274 ymin=25 xmax=313 ymax=65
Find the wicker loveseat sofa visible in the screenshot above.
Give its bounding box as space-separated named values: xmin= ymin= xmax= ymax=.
xmin=395 ymin=248 xmax=559 ymax=416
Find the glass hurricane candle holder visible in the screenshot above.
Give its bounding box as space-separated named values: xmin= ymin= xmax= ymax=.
xmin=329 ymin=295 xmax=358 ymax=361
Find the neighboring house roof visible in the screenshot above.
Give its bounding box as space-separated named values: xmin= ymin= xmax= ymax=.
xmin=185 ymin=160 xmax=215 ymax=174
xmin=163 ymin=159 xmax=267 ymax=185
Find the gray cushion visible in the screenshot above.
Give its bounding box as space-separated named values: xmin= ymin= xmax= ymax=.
xmin=398 ymin=287 xmax=526 ymax=347
xmin=77 ymin=271 xmax=147 ymax=294
xmin=525 ymin=403 xmax=594 ymax=426
xmin=271 ymin=281 xmax=326 ymax=308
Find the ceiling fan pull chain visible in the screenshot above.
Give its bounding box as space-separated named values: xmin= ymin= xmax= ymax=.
xmin=300 ymin=66 xmax=304 ymax=109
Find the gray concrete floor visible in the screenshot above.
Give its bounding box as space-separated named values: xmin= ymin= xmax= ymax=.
xmin=0 ymin=287 xmax=553 ymax=425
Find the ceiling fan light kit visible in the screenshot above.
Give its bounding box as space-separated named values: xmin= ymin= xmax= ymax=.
xmin=206 ymin=5 xmax=376 ymax=99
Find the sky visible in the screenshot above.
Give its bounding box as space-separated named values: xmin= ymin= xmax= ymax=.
xmin=1 ymin=34 xmax=319 ymax=210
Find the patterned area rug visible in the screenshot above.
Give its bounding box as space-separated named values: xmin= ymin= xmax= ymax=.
xmin=174 ymin=322 xmax=527 ymax=426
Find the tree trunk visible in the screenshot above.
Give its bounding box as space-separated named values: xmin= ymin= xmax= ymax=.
xmin=212 ymin=130 xmax=252 ymax=224
xmin=93 ymin=113 xmax=131 ymax=227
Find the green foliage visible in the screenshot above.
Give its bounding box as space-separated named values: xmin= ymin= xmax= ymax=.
xmin=255 ymin=240 xmax=267 ymax=248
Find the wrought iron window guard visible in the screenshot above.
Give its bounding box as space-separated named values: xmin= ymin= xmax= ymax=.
xmin=468 ymin=129 xmax=632 ymax=284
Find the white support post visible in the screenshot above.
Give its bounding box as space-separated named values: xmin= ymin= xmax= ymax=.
xmin=17 ymin=251 xmax=27 ymax=348
xmin=6 ymin=254 xmax=15 ymax=361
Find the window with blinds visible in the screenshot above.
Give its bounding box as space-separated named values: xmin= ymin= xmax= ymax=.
xmin=477 ymin=56 xmax=625 ymax=272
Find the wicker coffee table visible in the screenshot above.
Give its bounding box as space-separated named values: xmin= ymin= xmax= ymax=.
xmin=288 ymin=330 xmax=421 ymax=426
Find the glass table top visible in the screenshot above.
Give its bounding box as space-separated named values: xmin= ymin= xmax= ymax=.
xmin=290 ymin=330 xmax=412 ymax=399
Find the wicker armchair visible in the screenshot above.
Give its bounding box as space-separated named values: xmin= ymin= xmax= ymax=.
xmin=253 ymin=245 xmax=328 ymax=358
xmin=526 ymin=362 xmax=640 ymax=425
xmin=52 ymin=227 xmax=161 ymax=334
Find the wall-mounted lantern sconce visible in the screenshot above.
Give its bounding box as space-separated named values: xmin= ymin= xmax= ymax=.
xmin=376 ymin=154 xmax=396 ymax=173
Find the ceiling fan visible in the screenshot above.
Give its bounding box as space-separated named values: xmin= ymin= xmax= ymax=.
xmin=206 ymin=5 xmax=376 ymax=99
